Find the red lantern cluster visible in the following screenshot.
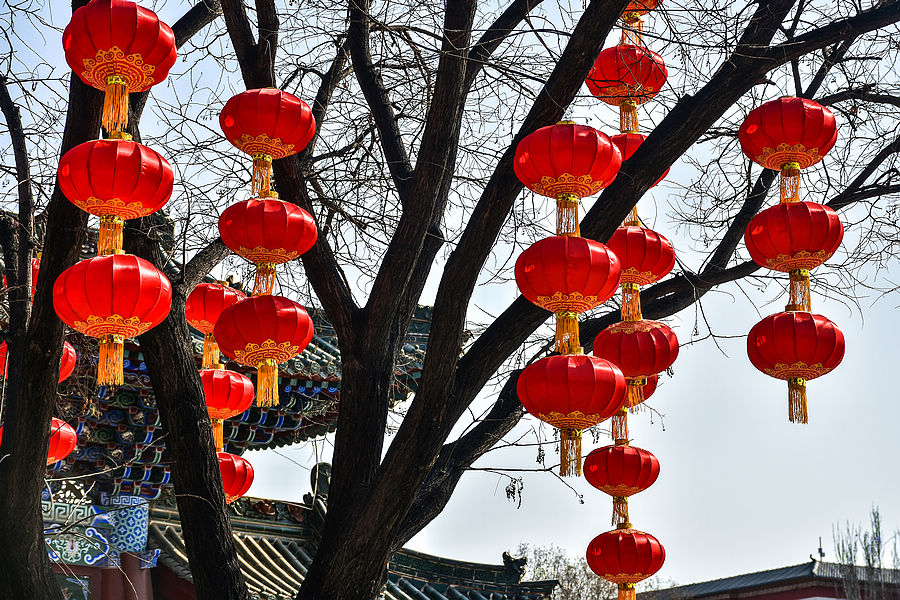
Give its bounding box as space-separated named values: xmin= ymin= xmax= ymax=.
xmin=739 ymin=98 xmax=845 ymax=423
xmin=217 ymin=451 xmax=254 ymax=503
xmin=0 ymin=418 xmax=79 ymax=466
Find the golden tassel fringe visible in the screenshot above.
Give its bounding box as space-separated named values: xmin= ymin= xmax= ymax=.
xmin=788 ymin=377 xmax=808 ymax=424
xmin=613 ymin=496 xmax=629 ymax=526
xmin=619 ymin=584 xmax=636 ymax=600
xmin=625 ymin=377 xmax=647 ymax=411
xmin=556 ymin=193 xmax=580 ymax=237
xmin=202 ymin=333 xmax=220 ymax=369
xmin=98 ymin=215 xmax=124 ymax=256
xmin=253 ymin=262 xmax=277 ymax=296
xmin=212 ymin=419 xmax=225 ymax=452
xmin=620 ymin=17 xmax=643 ymax=46
xmin=787 ymin=269 xmax=811 ymax=312
xmin=559 ymin=428 xmax=582 ymax=477
xmin=256 ymin=359 xmax=279 ymax=407
xmin=620 ymin=100 xmax=639 ymax=134
xmin=555 ymin=311 xmax=582 ymax=355
xmin=624 ymin=206 xmax=641 ymax=227
xmin=102 ymin=76 xmax=128 ymax=135
xmin=98 ymin=334 xmax=124 ymax=387
xmin=252 ymin=154 xmax=273 ymax=197
xmin=780 ymin=162 xmax=801 ymax=204
xmin=622 ymin=283 xmax=642 ymax=322
xmin=612 ymin=407 xmax=628 ymax=443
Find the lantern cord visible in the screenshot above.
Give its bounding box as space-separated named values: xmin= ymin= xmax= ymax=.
xmin=624 ymin=206 xmax=641 ymax=227
xmin=98 ymin=215 xmax=125 ymax=256
xmin=620 ymin=16 xmax=643 ymax=45
xmin=102 ymin=75 xmax=129 ymax=135
xmin=621 ymin=283 xmax=642 ymax=322
xmin=787 ymin=269 xmax=811 ymax=312
xmin=212 ymin=419 xmax=225 ymax=452
xmin=252 ymin=154 xmax=273 ymax=197
xmin=611 ymin=407 xmax=628 ymax=442
xmin=620 ymin=100 xmax=639 ymax=134
xmin=780 ymin=162 xmax=801 ymax=203
xmin=556 ymin=193 xmax=580 ymax=237
xmin=98 ymin=334 xmax=124 ymax=387
xmin=559 ymin=428 xmax=582 ymax=477
xmin=619 ymin=584 xmax=636 ymax=600
xmin=625 ymin=377 xmax=647 ymax=411
xmin=253 ymin=262 xmax=277 ymax=296
xmin=788 ymin=377 xmax=809 ymax=424
xmin=554 ymin=312 xmax=582 ymax=355
xmin=256 ymin=359 xmax=279 ymax=407
xmin=613 ymin=496 xmax=629 ymax=526
xmin=202 ymin=333 xmax=220 ymax=369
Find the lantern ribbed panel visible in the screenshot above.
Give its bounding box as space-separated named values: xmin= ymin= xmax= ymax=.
xmin=47 ymin=418 xmax=79 ymax=465
xmin=607 ymin=226 xmax=675 ymax=286
xmin=185 ymin=283 xmax=247 ymax=335
xmin=218 ymin=199 xmax=318 ymax=265
xmin=610 ymin=134 xmax=668 ymax=187
xmin=218 ymin=451 xmax=254 ymax=503
xmin=744 ymin=202 xmax=843 ymax=272
xmin=586 ymin=45 xmax=667 ymax=106
xmin=747 ymin=312 xmax=845 ymax=380
xmin=219 ymin=89 xmax=317 ymax=159
xmin=213 ymin=296 xmax=315 ymax=365
xmin=586 ymin=528 xmax=666 ymax=583
xmin=584 ymin=445 xmax=660 ymax=496
xmin=201 ymin=369 xmax=255 ymax=421
xmin=593 ymin=320 xmax=679 ymax=379
xmin=623 ymin=0 xmax=662 ymax=16
xmin=738 ymin=98 xmax=837 ymax=170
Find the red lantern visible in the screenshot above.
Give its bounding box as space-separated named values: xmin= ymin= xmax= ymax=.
xmin=218 ymin=199 xmax=318 ymax=295
xmin=607 ymin=226 xmax=675 ymax=321
xmin=62 ymin=0 xmax=176 ymax=134
xmin=610 ymin=133 xmax=668 ymax=187
xmin=623 ymin=0 xmax=661 ymax=18
xmin=584 ymin=445 xmax=660 ymax=525
xmin=747 ymin=311 xmax=844 ymax=424
xmin=738 ymin=97 xmax=837 ymax=202
xmin=515 ymin=236 xmax=621 ymax=353
xmin=217 ymin=451 xmax=254 ymax=503
xmin=514 ymin=123 xmax=621 ymax=236
xmin=586 ymin=45 xmax=667 ymax=133
xmin=58 ymin=139 xmax=174 ymax=255
xmin=517 ymin=355 xmax=626 ymax=476
xmin=0 ymin=341 xmax=76 ymax=383
xmin=213 ymin=295 xmax=315 ymax=407
xmin=185 ymin=283 xmax=247 ymax=368
xmin=53 ymin=255 xmax=172 ymax=386
xmin=201 ymin=368 xmax=254 ymax=452
xmin=744 ymin=201 xmax=843 ymax=312
xmin=586 ymin=527 xmax=665 ymax=600
xmin=219 ymin=88 xmax=316 ymax=196
xmin=1 ymin=418 xmax=79 ymax=465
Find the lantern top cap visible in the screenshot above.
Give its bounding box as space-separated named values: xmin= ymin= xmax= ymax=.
xmin=617 ymin=522 xmax=633 ymax=530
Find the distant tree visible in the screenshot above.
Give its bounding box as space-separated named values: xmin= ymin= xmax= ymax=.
xmin=833 ymin=507 xmax=900 ymax=600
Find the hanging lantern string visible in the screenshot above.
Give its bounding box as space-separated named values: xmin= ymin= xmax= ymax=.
xmin=559 ymin=428 xmax=583 ymax=477
xmin=620 ymin=99 xmax=639 ymax=134
xmin=786 ymin=268 xmax=811 ymax=312
xmin=103 ymin=75 xmax=129 ymax=135
xmin=620 ymin=15 xmax=643 ymax=46
xmin=556 ymin=193 xmax=581 ymax=237
xmin=612 ymin=496 xmax=630 ymax=526
xmin=780 ymin=162 xmax=801 ymax=203
xmin=554 ymin=312 xmax=582 ymax=355
xmin=611 ymin=406 xmax=628 ymax=442
xmin=788 ymin=377 xmax=809 ymax=424
xmin=252 ymin=154 xmax=273 ymax=197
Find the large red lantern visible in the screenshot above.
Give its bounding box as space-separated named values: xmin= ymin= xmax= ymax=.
xmin=515 ymin=236 xmax=621 ymax=353
xmin=744 ymin=201 xmax=843 ymax=312
xmin=213 ymin=295 xmax=315 ymax=407
xmin=0 ymin=341 xmax=77 ymax=383
xmin=607 ymin=226 xmax=675 ymax=322
xmin=219 ymin=88 xmax=316 ymax=196
xmin=586 ymin=45 xmax=667 ymax=133
xmin=201 ymin=368 xmax=255 ymax=452
xmin=517 ymin=355 xmax=626 ymax=476
xmin=218 ymin=198 xmax=318 ymax=295
xmin=58 ymin=139 xmax=174 ymax=255
xmin=586 ymin=527 xmax=665 ymax=600
xmin=738 ymin=97 xmax=837 ymax=202
xmin=185 ymin=283 xmax=247 ymax=368
xmin=514 ymin=123 xmax=622 ymax=236
xmin=1 ymin=418 xmax=79 ymax=465
xmin=62 ymin=0 xmax=177 ymax=134
xmin=53 ymin=255 xmax=172 ymax=386
xmin=584 ymin=445 xmax=660 ymax=525
xmin=747 ymin=311 xmax=844 ymax=424
xmin=217 ymin=451 xmax=254 ymax=503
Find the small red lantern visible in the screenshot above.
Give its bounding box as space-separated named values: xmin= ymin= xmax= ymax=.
xmin=610 ymin=133 xmax=669 ymax=188
xmin=217 ymin=451 xmax=254 ymax=503
xmin=586 ymin=45 xmax=667 ymax=133
xmin=3 ymin=256 xmax=42 ymax=301
xmin=514 ymin=123 xmax=621 ymax=236
xmin=607 ymin=226 xmax=675 ymax=321
xmin=218 ymin=199 xmax=318 ymax=295
xmin=0 ymin=341 xmax=76 ymax=383
xmin=515 ymin=236 xmax=621 ymax=353
xmin=58 ymin=139 xmax=174 ymax=255
xmin=584 ymin=445 xmax=660 ymax=525
xmin=738 ymin=97 xmax=837 ymax=202
xmin=1 ymin=418 xmax=79 ymax=465
xmin=219 ymin=88 xmax=317 ymax=196
xmin=744 ymin=201 xmax=843 ymax=312
xmin=747 ymin=311 xmax=844 ymax=423
xmin=201 ymin=368 xmax=255 ymax=452
xmin=62 ymin=0 xmax=177 ymax=134
xmin=586 ymin=527 xmax=665 ymax=600
xmin=53 ymin=255 xmax=172 ymax=386
xmin=517 ymin=355 xmax=626 ymax=476
xmin=185 ymin=283 xmax=247 ymax=368
xmin=213 ymin=295 xmax=315 ymax=407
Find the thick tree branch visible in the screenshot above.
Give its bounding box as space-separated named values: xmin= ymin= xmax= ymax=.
xmin=179 ymin=237 xmax=231 ymax=293
xmin=173 ymin=0 xmax=223 ymax=48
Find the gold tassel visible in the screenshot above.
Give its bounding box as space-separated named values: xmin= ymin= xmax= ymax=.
xmin=253 ymin=262 xmax=277 ymax=296
xmin=612 ymin=496 xmax=629 ymax=526
xmin=787 ymin=269 xmax=811 ymax=312
xmin=620 ymin=99 xmax=639 ymax=134
xmin=624 ymin=206 xmax=641 ymax=227
xmin=619 ymin=584 xmax=636 ymax=600
xmin=621 ymin=283 xmax=642 ymax=322
xmin=556 ymin=193 xmax=580 ymax=237
xmin=780 ymin=162 xmax=801 ymax=203
xmin=559 ymin=428 xmax=582 ymax=477
xmin=555 ymin=311 xmax=582 ymax=355
xmin=625 ymin=377 xmax=647 ymax=411
xmin=212 ymin=419 xmax=225 ymax=452
xmin=256 ymin=359 xmax=279 ymax=407
xmin=788 ymin=377 xmax=808 ymax=424
xmin=252 ymin=154 xmax=273 ymax=197
xmin=202 ymin=333 xmax=220 ymax=369
xmin=98 ymin=334 xmax=124 ymax=387
xmin=611 ymin=407 xmax=628 ymax=443
xmin=98 ymin=215 xmax=124 ymax=256
xmin=102 ymin=75 xmax=128 ymax=135
xmin=620 ymin=16 xmax=643 ymax=46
